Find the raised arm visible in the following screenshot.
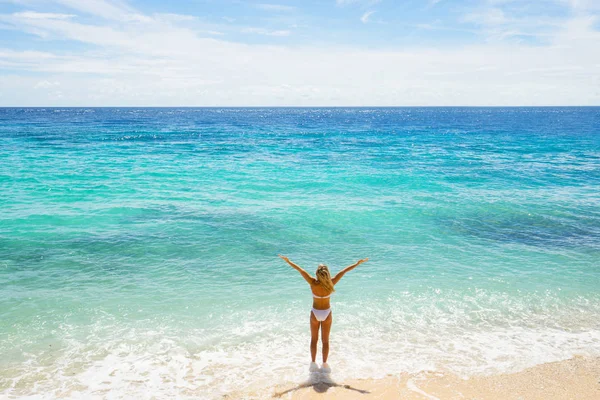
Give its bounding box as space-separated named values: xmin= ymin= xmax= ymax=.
xmin=279 ymin=255 xmax=315 ymax=285
xmin=332 ymin=258 xmax=368 ymax=285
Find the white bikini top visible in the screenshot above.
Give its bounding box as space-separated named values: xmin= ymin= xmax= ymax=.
xmin=312 ymin=293 xmax=331 ymax=299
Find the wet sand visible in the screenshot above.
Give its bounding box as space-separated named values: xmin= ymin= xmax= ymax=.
xmin=268 ymin=356 xmax=599 ymax=400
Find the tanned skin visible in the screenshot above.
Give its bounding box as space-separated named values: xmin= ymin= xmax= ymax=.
xmin=279 ymin=255 xmax=369 ymax=363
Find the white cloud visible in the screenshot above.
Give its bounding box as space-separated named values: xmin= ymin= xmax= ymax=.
xmin=464 ymin=8 xmax=508 ymax=25
xmin=153 ymin=13 xmax=197 ymax=23
xmin=361 ymin=10 xmax=375 ymax=23
xmin=53 ymin=0 xmax=136 ymax=21
xmin=242 ymin=27 xmax=291 ymax=36
xmin=34 ymin=80 xmax=60 ymax=88
xmin=0 ymin=0 xmax=599 ymax=105
xmin=13 ymin=11 xmax=75 ymax=20
xmin=202 ymin=30 xmax=224 ymax=36
xmin=563 ymin=0 xmax=600 ymax=12
xmin=255 ymin=4 xmax=296 ymax=12
xmin=336 ymin=0 xmax=381 ymax=7
xmin=461 ymin=5 xmax=570 ymax=42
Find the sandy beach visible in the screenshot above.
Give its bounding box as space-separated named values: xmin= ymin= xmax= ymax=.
xmin=266 ymin=356 xmax=600 ymax=400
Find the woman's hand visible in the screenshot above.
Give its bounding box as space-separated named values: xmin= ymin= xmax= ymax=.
xmin=278 ymin=254 xmax=290 ymax=262
xmin=357 ymin=258 xmax=369 ymax=265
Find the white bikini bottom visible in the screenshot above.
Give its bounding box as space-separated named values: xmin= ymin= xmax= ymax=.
xmin=311 ymin=308 xmax=331 ymax=322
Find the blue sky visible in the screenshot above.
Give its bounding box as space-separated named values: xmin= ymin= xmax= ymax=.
xmin=0 ymin=0 xmax=599 ymax=105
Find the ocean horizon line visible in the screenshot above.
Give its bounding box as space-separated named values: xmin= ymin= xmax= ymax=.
xmin=1 ymin=105 xmax=600 ymax=109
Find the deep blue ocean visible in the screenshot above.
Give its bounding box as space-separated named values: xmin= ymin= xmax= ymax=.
xmin=1 ymin=107 xmax=599 ymax=398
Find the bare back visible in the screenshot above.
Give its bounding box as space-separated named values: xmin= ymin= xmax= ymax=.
xmin=310 ymin=281 xmax=332 ymax=310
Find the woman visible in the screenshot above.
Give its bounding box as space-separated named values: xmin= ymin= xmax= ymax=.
xmin=278 ymin=255 xmax=369 ymax=372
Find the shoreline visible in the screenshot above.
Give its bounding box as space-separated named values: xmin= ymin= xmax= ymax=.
xmin=255 ymin=356 xmax=600 ymax=400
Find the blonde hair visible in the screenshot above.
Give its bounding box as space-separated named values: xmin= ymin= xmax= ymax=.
xmin=315 ymin=264 xmax=335 ymax=294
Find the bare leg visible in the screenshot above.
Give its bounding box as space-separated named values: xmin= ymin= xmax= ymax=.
xmin=309 ymin=311 xmax=320 ymax=363
xmin=321 ymin=311 xmax=332 ymax=363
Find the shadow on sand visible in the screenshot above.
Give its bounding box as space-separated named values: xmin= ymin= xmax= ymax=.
xmin=273 ymin=370 xmax=370 ymax=398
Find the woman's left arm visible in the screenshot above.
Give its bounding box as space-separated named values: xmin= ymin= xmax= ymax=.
xmin=279 ymin=255 xmax=315 ymax=284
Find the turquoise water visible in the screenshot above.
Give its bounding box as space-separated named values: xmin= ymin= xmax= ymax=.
xmin=1 ymin=107 xmax=599 ymax=398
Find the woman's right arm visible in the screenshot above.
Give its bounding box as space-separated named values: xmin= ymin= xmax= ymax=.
xmin=279 ymin=255 xmax=315 ymax=284
xmin=332 ymin=258 xmax=368 ymax=285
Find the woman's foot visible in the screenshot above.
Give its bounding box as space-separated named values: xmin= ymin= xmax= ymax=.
xmin=309 ymin=362 xmax=319 ymax=372
xmin=320 ymin=362 xmax=331 ymax=373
